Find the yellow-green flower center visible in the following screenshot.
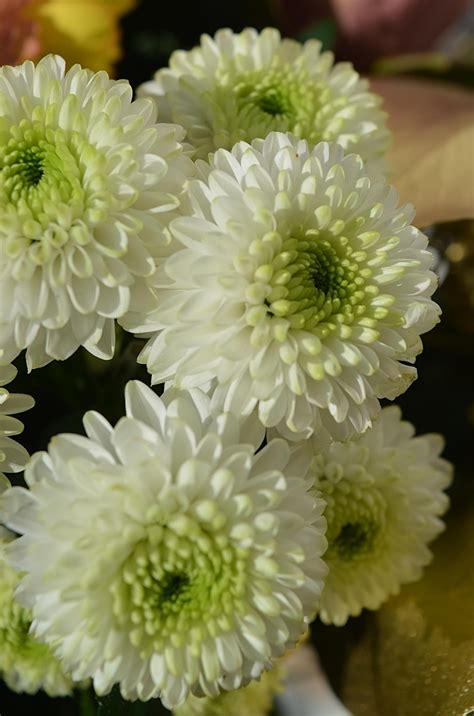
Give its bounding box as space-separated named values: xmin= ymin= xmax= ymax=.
xmin=11 ymin=146 xmax=45 ymax=187
xmin=265 ymin=235 xmax=364 ymax=326
xmin=0 ymin=122 xmax=85 ymax=215
xmin=235 ymin=72 xmax=298 ymax=119
xmin=1 ymin=593 xmax=31 ymax=649
xmin=207 ymin=65 xmax=346 ymax=152
xmin=319 ymin=473 xmax=387 ymax=564
xmin=111 ymin=518 xmax=249 ymax=654
xmin=255 ymin=89 xmax=288 ymax=117
xmin=245 ymin=227 xmax=391 ymax=345
xmin=0 ymin=115 xmax=119 ymax=265
xmin=332 ymin=520 xmax=379 ymax=560
xmin=156 ymin=571 xmax=190 ymax=609
xmin=0 ymin=562 xmax=49 ymax=658
xmin=0 ymin=554 xmax=71 ymax=693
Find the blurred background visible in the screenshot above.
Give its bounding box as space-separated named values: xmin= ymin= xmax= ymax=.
xmin=1 ymin=1 xmax=474 ymax=714
xmin=121 ymin=0 xmax=474 ymax=88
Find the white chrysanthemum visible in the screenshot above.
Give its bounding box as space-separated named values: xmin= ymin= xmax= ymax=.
xmin=139 ymin=27 xmax=389 ymax=165
xmin=0 ymin=528 xmax=73 ymax=696
xmin=124 ymin=133 xmax=440 ymax=443
xmin=305 ymin=406 xmax=452 ymax=626
xmin=0 ymin=381 xmax=327 ymax=708
xmin=0 ymin=55 xmax=193 ymax=370
xmin=0 ymin=363 xmax=33 ymax=485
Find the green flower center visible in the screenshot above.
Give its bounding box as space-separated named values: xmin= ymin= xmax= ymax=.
xmin=319 ymin=472 xmax=387 ymax=564
xmin=0 ymin=555 xmax=68 ymax=689
xmin=200 ymin=65 xmax=348 ymax=157
xmin=256 ymin=89 xmax=288 ymax=117
xmin=333 ymin=521 xmax=379 ymax=560
xmin=264 ymin=238 xmax=357 ymax=329
xmin=303 ymin=241 xmax=349 ymax=297
xmin=111 ymin=517 xmax=249 ymax=654
xmin=0 ymin=123 xmax=84 ymax=212
xmin=0 ymin=116 xmax=119 ymax=265
xmin=236 ymin=75 xmax=296 ymax=119
xmin=0 ymin=566 xmax=48 ymax=658
xmin=14 ymin=146 xmax=45 ymax=187
xmin=157 ymin=572 xmax=190 ymax=608
xmin=246 ymin=227 xmax=389 ymax=345
xmin=0 ymin=597 xmax=31 ymax=649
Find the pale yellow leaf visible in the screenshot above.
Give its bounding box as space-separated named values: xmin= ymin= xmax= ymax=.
xmin=371 ymin=77 xmax=474 ymax=228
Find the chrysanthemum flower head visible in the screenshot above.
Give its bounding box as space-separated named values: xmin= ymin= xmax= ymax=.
xmin=306 ymin=406 xmax=452 ymax=625
xmin=0 ymin=527 xmax=73 ymax=696
xmin=0 ymin=54 xmax=193 ymax=369
xmin=0 ymin=362 xmax=34 ymax=485
xmin=125 ymin=133 xmax=440 ymax=442
xmin=0 ymin=381 xmax=327 ymax=708
xmin=139 ymin=27 xmax=389 ymax=164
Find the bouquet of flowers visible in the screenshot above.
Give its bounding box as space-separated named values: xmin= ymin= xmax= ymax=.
xmin=1 ymin=6 xmax=473 ymax=715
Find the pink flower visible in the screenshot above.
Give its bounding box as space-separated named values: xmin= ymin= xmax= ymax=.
xmin=276 ymin=0 xmax=330 ymax=37
xmin=333 ymin=0 xmax=470 ymax=66
xmin=278 ymin=0 xmax=469 ymax=68
xmin=0 ymin=0 xmax=41 ymax=65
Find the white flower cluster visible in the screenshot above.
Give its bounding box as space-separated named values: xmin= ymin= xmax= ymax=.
xmin=1 ymin=382 xmax=328 ymax=707
xmin=0 ymin=28 xmax=452 ymax=713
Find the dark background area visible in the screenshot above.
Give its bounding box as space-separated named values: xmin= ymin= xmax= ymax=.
xmin=116 ymin=0 xmax=273 ymax=89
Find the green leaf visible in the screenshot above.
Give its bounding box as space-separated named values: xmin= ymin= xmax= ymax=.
xmin=297 ymin=18 xmax=337 ymax=51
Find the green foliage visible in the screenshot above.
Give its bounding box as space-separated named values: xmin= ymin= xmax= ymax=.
xmin=297 ymin=19 xmax=337 ymax=51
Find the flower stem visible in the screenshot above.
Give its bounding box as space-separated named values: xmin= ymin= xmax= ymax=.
xmin=79 ymin=687 xmax=98 ymax=716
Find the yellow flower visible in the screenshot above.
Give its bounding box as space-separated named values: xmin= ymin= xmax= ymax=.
xmin=25 ymin=0 xmax=135 ymax=75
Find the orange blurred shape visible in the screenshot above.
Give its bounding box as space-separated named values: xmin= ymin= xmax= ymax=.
xmin=0 ymin=0 xmax=41 ymax=65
